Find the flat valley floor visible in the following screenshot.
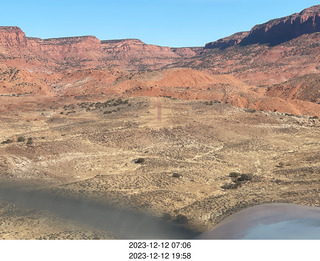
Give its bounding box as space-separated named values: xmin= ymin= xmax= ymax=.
xmin=0 ymin=96 xmax=319 ymax=239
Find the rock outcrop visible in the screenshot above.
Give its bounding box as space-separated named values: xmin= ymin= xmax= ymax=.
xmin=241 ymin=5 xmax=320 ymax=46
xmin=205 ymin=5 xmax=320 ymax=48
xmin=0 ymin=27 xmax=191 ymax=72
xmin=0 ymin=5 xmax=320 ymax=117
xmin=0 ymin=26 xmax=27 ymax=47
xmin=100 ymin=38 xmax=180 ymax=70
xmin=205 ymin=32 xmax=249 ymax=49
xmin=266 ymin=73 xmax=320 ymax=103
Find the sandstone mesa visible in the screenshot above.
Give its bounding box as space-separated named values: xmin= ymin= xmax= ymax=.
xmin=0 ymin=5 xmax=319 ymax=116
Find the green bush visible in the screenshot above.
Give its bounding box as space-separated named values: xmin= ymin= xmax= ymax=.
xmin=172 ymin=173 xmax=182 ymax=178
xmin=229 ymin=172 xmax=240 ymax=178
xmin=134 ymin=158 xmax=145 ymax=164
xmin=17 ymin=136 xmax=25 ymax=142
xmin=27 ymin=137 xmax=33 ymax=145
xmin=238 ymin=174 xmax=253 ymax=182
xmin=221 ymin=172 xmax=253 ymax=190
xmin=1 ymin=139 xmax=13 ymax=144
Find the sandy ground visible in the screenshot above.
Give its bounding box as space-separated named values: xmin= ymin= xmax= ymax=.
xmin=0 ymin=96 xmax=319 ymax=239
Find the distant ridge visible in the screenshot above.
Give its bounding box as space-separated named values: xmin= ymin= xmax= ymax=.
xmin=205 ymin=5 xmax=320 ymax=49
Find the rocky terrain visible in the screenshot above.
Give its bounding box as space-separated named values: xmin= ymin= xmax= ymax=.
xmin=205 ymin=5 xmax=320 ymax=49
xmin=0 ymin=5 xmax=319 ymax=239
xmin=204 ymin=32 xmax=249 ymax=49
xmin=0 ymin=97 xmax=319 ymax=239
xmin=241 ymin=5 xmax=320 ymax=46
xmin=266 ymin=73 xmax=320 ymax=103
xmin=0 ymin=6 xmax=319 ymax=117
xmin=1 ymin=66 xmax=319 ymax=117
xmin=0 ymin=26 xmax=184 ymax=72
xmin=0 ymin=4 xmax=320 ymax=85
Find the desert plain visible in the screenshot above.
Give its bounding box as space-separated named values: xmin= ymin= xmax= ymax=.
xmin=0 ymin=5 xmax=320 ymax=239
xmin=0 ymin=94 xmax=319 ymax=239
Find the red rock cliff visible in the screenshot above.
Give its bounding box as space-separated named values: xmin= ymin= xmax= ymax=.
xmin=0 ymin=26 xmax=27 ymax=47
xmin=240 ymin=5 xmax=320 ymax=46
xmin=205 ymin=32 xmax=249 ymax=49
xmin=0 ymin=27 xmax=191 ymax=71
xmin=205 ymin=5 xmax=320 ymax=49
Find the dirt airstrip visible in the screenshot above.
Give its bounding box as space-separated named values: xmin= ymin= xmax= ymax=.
xmin=0 ymin=96 xmax=319 ymax=239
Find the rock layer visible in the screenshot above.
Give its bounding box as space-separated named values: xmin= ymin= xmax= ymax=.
xmin=0 ymin=5 xmax=320 ymax=117
xmin=241 ymin=5 xmax=320 ymax=46
xmin=205 ymin=5 xmax=320 ymax=48
xmin=0 ymin=26 xmax=27 ymax=47
xmin=205 ymin=32 xmax=249 ymax=49
xmin=0 ymin=27 xmax=185 ymax=72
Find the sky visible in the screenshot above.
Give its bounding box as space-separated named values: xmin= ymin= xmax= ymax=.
xmin=1 ymin=0 xmax=320 ymax=47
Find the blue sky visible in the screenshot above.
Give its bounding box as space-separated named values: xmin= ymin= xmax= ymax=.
xmin=2 ymin=0 xmax=320 ymax=47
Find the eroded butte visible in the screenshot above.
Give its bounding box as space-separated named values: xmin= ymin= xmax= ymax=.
xmin=0 ymin=4 xmax=320 ymax=239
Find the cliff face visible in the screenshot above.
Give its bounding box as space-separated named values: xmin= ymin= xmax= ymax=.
xmin=100 ymin=38 xmax=180 ymax=70
xmin=177 ymin=5 xmax=320 ymax=87
xmin=205 ymin=5 xmax=320 ymax=49
xmin=0 ymin=4 xmax=320 ymax=110
xmin=0 ymin=27 xmax=190 ymax=72
xmin=241 ymin=5 xmax=320 ymax=46
xmin=0 ymin=26 xmax=27 ymax=47
xmin=184 ymin=31 xmax=320 ymax=86
xmin=28 ymin=36 xmax=102 ymax=56
xmin=205 ymin=32 xmax=249 ymax=49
